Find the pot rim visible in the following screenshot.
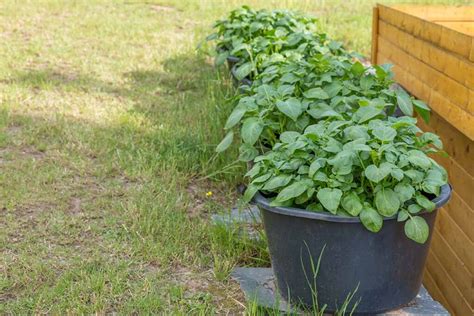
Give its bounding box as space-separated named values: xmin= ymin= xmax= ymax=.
xmin=252 ymin=183 xmax=452 ymax=223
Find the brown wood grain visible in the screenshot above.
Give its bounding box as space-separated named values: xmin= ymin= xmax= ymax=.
xmin=371 ymin=7 xmax=379 ymax=65
xmin=377 ymin=35 xmax=470 ymax=111
xmin=430 ymin=226 xmax=474 ymax=307
xmin=376 ymin=41 xmax=474 ymax=140
xmin=378 ymin=4 xmax=472 ymax=60
xmin=435 ymin=21 xmax=474 ymax=36
xmin=423 ymin=270 xmax=454 ymax=314
xmin=389 ymin=5 xmax=474 ymax=21
xmin=425 ymin=249 xmax=473 ymax=316
xmin=378 ymin=20 xmax=474 ymax=90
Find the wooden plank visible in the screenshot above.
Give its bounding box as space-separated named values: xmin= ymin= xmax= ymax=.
xmin=425 ymin=249 xmax=473 ymax=316
xmin=441 ymin=192 xmax=474 ymax=243
xmin=377 ymin=39 xmax=474 ymax=140
xmin=430 ymin=227 xmax=473 ymax=307
xmin=471 ymin=37 xmax=474 ymax=62
xmin=435 ymin=209 xmax=474 ymax=276
xmin=378 ymin=4 xmax=472 ymax=60
xmin=371 ymin=7 xmax=379 ymax=65
xmin=469 ymin=90 xmax=474 ymax=114
xmin=417 ymin=111 xmax=474 ymax=176
xmin=377 ymin=35 xmax=470 ymax=110
xmin=378 ymin=20 xmax=474 ymax=90
xmin=423 ymin=270 xmax=454 ymax=314
xmin=432 ymin=155 xmax=474 ymax=211
xmin=435 ymin=21 xmax=474 ymax=37
xmin=389 ymin=5 xmax=474 ymax=21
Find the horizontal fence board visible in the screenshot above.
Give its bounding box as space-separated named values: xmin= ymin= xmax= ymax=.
xmin=377 ymin=35 xmax=470 ymax=111
xmin=426 ymin=249 xmax=473 ymax=316
xmin=435 ymin=209 xmax=474 ymax=276
xmin=377 ymin=43 xmax=474 ymax=140
xmin=432 ymin=154 xmax=474 ymax=212
xmin=378 ymin=20 xmax=474 ymax=90
xmin=378 ymin=4 xmax=472 ymax=60
xmin=441 ymin=192 xmax=474 ymax=243
xmin=435 ymin=21 xmax=474 ymax=36
xmin=390 ymin=5 xmax=474 ymax=21
xmin=430 ymin=227 xmax=474 ymax=307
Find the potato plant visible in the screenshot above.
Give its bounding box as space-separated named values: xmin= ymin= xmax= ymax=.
xmin=208 ymin=6 xmax=448 ymax=244
xmin=243 ymin=116 xmax=447 ymax=243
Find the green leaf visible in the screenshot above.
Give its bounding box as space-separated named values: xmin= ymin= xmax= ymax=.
xmin=307 ymin=103 xmax=342 ymax=119
xmin=317 ymin=188 xmax=342 ymax=214
xmin=365 ymin=163 xmax=392 ymax=183
xmin=280 ymin=72 xmax=299 ymax=83
xmin=394 ymin=183 xmax=415 ymax=203
xmin=224 ymin=104 xmax=247 ymax=129
xmin=396 ymin=89 xmax=413 ymax=116
xmin=355 ymin=105 xmax=383 ymax=123
xmin=407 ymin=150 xmax=431 ymax=170
xmin=274 ymin=181 xmax=309 ymax=203
xmin=328 ymin=150 xmax=353 ymax=175
xmin=341 ymin=192 xmax=362 ymax=216
xmin=245 ymin=163 xmax=260 ymax=178
xmin=323 ymin=138 xmax=342 ymax=153
xmin=360 ymin=207 xmax=383 ymax=232
xmin=413 ymin=99 xmax=430 ymax=124
xmin=239 ymin=143 xmax=258 ymax=162
xmin=408 ymin=204 xmax=423 ymax=214
xmin=323 ymin=82 xmax=342 ymax=98
xmin=303 ymin=87 xmax=329 ymax=100
xmin=309 ymin=158 xmax=326 ymax=178
xmin=360 ymin=75 xmax=374 ymax=90
xmin=241 ymin=118 xmax=263 ymax=145
xmin=235 ymin=62 xmax=253 ymax=80
xmin=420 ymin=132 xmax=442 ymax=149
xmin=252 ymin=173 xmax=272 ymax=183
xmin=415 ymin=193 xmax=436 ymax=212
xmin=216 ymin=131 xmax=233 ymax=153
xmin=276 ymin=98 xmax=303 ymax=121
xmin=350 ymin=61 xmax=365 ymax=76
xmin=405 ymin=216 xmax=429 ymax=244
xmin=280 ymin=131 xmax=300 ymax=143
xmin=375 ymin=188 xmax=400 ymax=216
xmin=243 ymin=184 xmax=259 ymax=203
xmin=262 ymin=174 xmax=293 ymax=191
xmin=215 ymin=51 xmax=229 ymax=66
xmin=372 ymin=125 xmax=397 ymax=142
xmin=397 ymin=210 xmax=409 ymax=222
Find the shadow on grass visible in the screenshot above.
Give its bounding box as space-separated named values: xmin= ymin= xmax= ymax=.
xmin=3 ymin=53 xmax=240 ymax=176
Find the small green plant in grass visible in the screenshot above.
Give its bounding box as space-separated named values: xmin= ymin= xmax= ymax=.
xmin=244 ymin=116 xmax=447 ymax=243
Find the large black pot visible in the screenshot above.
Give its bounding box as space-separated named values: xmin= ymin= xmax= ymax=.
xmin=253 ymin=184 xmax=452 ymax=314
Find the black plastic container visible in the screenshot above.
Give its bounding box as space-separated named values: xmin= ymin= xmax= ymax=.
xmin=253 ymin=184 xmax=452 ymax=314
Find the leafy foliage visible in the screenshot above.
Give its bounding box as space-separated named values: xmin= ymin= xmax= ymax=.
xmin=207 ymin=6 xmax=448 ymax=244
xmin=244 ymin=116 xmax=447 ymax=243
xmin=207 ymin=6 xmax=348 ymax=79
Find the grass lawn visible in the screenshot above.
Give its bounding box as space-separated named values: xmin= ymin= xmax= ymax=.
xmin=0 ymin=0 xmax=469 ymax=314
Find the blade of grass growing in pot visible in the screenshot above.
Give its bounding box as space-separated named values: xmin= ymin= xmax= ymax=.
xmin=300 ymin=242 xmax=327 ymax=315
xmin=298 ymin=243 xmax=360 ymax=315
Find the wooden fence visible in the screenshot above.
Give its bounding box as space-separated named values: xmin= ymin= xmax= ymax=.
xmin=371 ymin=4 xmax=473 ymax=315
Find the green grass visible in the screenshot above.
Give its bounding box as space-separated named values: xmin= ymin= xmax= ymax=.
xmin=0 ymin=0 xmax=469 ymax=314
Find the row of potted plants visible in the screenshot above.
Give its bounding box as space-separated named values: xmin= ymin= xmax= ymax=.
xmin=206 ymin=6 xmax=451 ymax=313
